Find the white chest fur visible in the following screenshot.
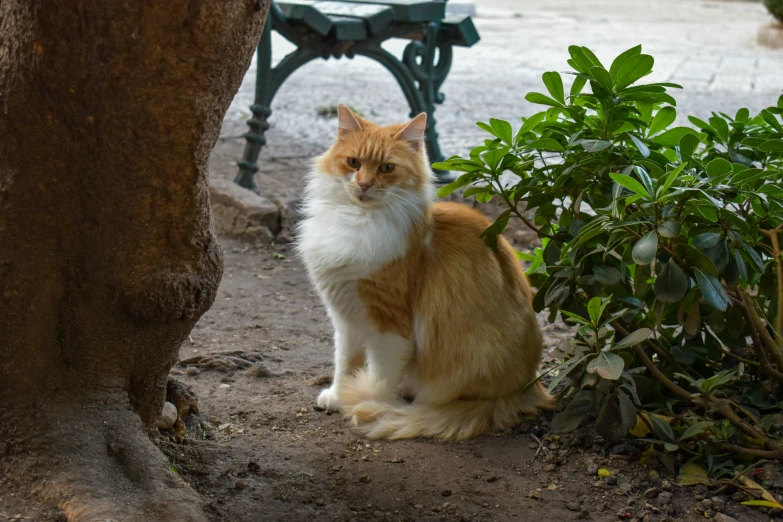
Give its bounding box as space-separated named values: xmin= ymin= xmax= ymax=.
xmin=297 ymin=174 xmax=421 ymax=323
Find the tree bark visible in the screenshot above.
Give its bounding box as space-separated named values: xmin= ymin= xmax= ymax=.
xmin=0 ymin=1 xmax=267 ymax=520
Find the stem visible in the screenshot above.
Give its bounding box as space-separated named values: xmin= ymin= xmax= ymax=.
xmin=714 ymin=442 xmax=783 ymax=461
xmin=761 ymin=224 xmax=783 ymax=340
xmin=491 ymin=179 xmax=558 ymax=241
xmin=741 ymin=290 xmax=783 ymax=369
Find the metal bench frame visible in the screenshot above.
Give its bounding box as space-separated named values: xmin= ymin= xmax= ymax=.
xmin=235 ymin=2 xmax=456 ymax=189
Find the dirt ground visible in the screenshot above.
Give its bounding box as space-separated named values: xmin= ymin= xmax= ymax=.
xmin=159 ymin=236 xmax=772 ymax=522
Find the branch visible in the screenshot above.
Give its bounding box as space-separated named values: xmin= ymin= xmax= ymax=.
xmin=621 ymin=323 xmax=771 ymax=443
xmin=761 ymin=224 xmax=783 ymax=340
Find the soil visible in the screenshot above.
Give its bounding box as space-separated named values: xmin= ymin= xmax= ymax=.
xmin=157 ymin=237 xmax=773 ymax=522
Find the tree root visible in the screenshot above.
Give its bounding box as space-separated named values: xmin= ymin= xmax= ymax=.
xmin=0 ymin=390 xmax=207 ymax=522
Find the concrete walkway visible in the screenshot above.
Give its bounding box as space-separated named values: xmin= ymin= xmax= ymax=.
xmin=213 ymin=0 xmax=782 ymax=193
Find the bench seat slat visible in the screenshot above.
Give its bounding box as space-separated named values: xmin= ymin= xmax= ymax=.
xmin=276 ymin=2 xmax=333 ymax=36
xmin=335 ymin=0 xmax=445 ymax=23
xmin=441 ymin=13 xmax=479 ymax=47
xmin=327 ymin=15 xmax=368 ymax=41
xmin=279 ymin=0 xmax=394 ymax=35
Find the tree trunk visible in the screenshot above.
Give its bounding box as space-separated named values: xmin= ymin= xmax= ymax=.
xmin=0 ymin=1 xmax=267 ymax=520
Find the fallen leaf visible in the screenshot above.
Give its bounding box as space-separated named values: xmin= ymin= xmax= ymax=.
xmin=678 ymin=462 xmax=711 ymax=486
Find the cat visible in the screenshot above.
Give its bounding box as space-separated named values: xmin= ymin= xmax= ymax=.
xmin=296 ymin=105 xmax=553 ymax=440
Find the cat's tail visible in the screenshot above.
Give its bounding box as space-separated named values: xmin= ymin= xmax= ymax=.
xmin=338 ymin=371 xmax=555 ymax=441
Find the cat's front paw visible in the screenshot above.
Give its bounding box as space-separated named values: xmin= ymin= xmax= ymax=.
xmin=317 ymin=387 xmax=341 ymax=411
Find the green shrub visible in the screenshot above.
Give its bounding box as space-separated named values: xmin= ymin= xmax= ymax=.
xmin=438 ymin=45 xmax=783 ymax=479
xmin=766 ymin=0 xmax=783 ymax=23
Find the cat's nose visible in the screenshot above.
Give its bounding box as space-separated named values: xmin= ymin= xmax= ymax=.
xmin=358 ymin=181 xmax=372 ymax=192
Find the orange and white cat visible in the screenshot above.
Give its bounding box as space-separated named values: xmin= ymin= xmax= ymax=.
xmin=297 ymin=105 xmax=552 ymax=440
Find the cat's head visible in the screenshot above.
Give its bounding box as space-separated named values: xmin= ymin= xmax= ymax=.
xmin=313 ymin=105 xmax=434 ymax=208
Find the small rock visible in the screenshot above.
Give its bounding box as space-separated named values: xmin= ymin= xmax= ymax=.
xmin=710 ymin=497 xmax=725 ymax=512
xmin=332 ymin=465 xmax=342 ymax=472
xmin=219 ymin=383 xmax=231 ymax=389
xmin=701 ymin=499 xmax=713 ymax=509
xmin=544 ymin=464 xmax=556 ymax=472
xmin=244 ymin=362 xmax=271 ymax=377
xmin=644 ymin=488 xmax=659 ymax=499
xmin=658 ymin=492 xmax=673 ymax=505
xmin=566 ymin=502 xmax=581 ymax=512
xmin=235 ymin=480 xmax=246 ymax=490
xmin=661 ymin=480 xmax=673 ymax=491
xmin=157 ymin=401 xmax=178 ymax=429
xmin=441 ymin=489 xmax=452 ymax=497
xmin=383 ymin=457 xmax=404 ymax=463
xmin=528 ymin=490 xmax=541 ymax=500
xmin=714 ymin=514 xmax=740 ymax=522
xmin=315 ymin=498 xmax=325 ymax=506
xmin=359 ymin=475 xmax=371 ymax=483
xmin=584 ymin=458 xmax=599 ymax=475
xmin=184 ymin=366 xmax=200 ymax=376
xmin=528 ymin=442 xmax=539 ymax=449
xmin=703 ymin=508 xmax=716 ymax=518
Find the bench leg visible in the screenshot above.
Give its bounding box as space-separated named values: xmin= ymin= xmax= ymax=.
xmin=235 ymin=19 xmax=274 ymax=191
xmin=360 ymin=27 xmax=453 ymax=182
xmin=403 ymin=22 xmax=453 ymax=169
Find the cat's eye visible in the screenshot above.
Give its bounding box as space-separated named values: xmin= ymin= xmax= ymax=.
xmin=379 ymin=163 xmax=395 ymax=173
xmin=347 ymin=157 xmax=360 ymax=169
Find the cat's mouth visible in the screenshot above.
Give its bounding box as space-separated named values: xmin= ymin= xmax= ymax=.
xmin=354 ymin=193 xmax=376 ymax=203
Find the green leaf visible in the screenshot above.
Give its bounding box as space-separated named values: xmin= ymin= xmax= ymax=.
xmin=612 ymin=328 xmax=652 ymax=350
xmin=516 ymin=112 xmax=546 ymax=141
xmin=593 ymin=265 xmax=622 ymax=285
xmin=629 ymin=134 xmax=650 ymax=158
xmin=525 ymin=92 xmax=565 ymax=108
xmin=582 ymin=139 xmax=612 ymax=152
xmin=675 ymin=244 xmax=718 ymax=277
xmin=568 ymin=45 xmax=596 ymax=74
xmin=759 ymin=139 xmax=783 ymax=153
xmin=489 ymin=118 xmax=513 ymax=145
xmin=693 ymin=268 xmax=729 ymax=311
xmin=480 ymin=209 xmax=511 ymax=250
xmin=550 ymin=409 xmax=586 ymax=434
xmin=655 ymin=260 xmax=687 ymax=303
xmin=542 ymin=72 xmax=565 ymax=104
xmin=660 ymin=164 xmax=686 ymax=195
xmin=609 ymin=45 xmax=642 ymax=78
xmin=590 ymin=66 xmax=614 ymax=91
xmin=435 ymin=173 xmax=473 ymax=198
xmin=693 ymin=232 xmax=722 ymax=251
xmin=657 ymin=220 xmax=681 ymax=238
xmin=615 ymin=54 xmax=654 ymax=89
xmin=526 ymin=138 xmax=565 ymax=152
xmin=632 ymin=231 xmax=658 ymax=265
xmin=587 ymin=352 xmax=625 ymax=380
xmin=650 ymin=127 xmax=699 ymax=147
xmin=709 ymin=116 xmax=730 ymax=142
xmin=706 ymin=158 xmax=732 ymax=181
xmin=570 ymin=75 xmax=587 ymax=97
xmin=588 ymin=296 xmax=610 ymax=325
xmin=649 ymin=106 xmax=676 ymax=136
xmin=679 ymin=133 xmax=699 ymax=157
xmin=610 ymin=173 xmax=650 ymax=199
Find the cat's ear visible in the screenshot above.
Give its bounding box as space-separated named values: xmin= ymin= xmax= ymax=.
xmin=396 ymin=112 xmax=427 ymax=151
xmin=337 ymin=104 xmax=363 ymax=138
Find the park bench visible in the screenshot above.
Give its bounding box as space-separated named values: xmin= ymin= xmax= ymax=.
xmin=234 ymin=0 xmax=480 ymax=189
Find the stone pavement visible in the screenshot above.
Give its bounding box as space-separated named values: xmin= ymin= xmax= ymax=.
xmin=209 ymin=0 xmax=782 ymax=240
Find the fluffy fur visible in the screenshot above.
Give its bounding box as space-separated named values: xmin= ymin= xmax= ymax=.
xmin=297 ymin=105 xmax=552 ymax=441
